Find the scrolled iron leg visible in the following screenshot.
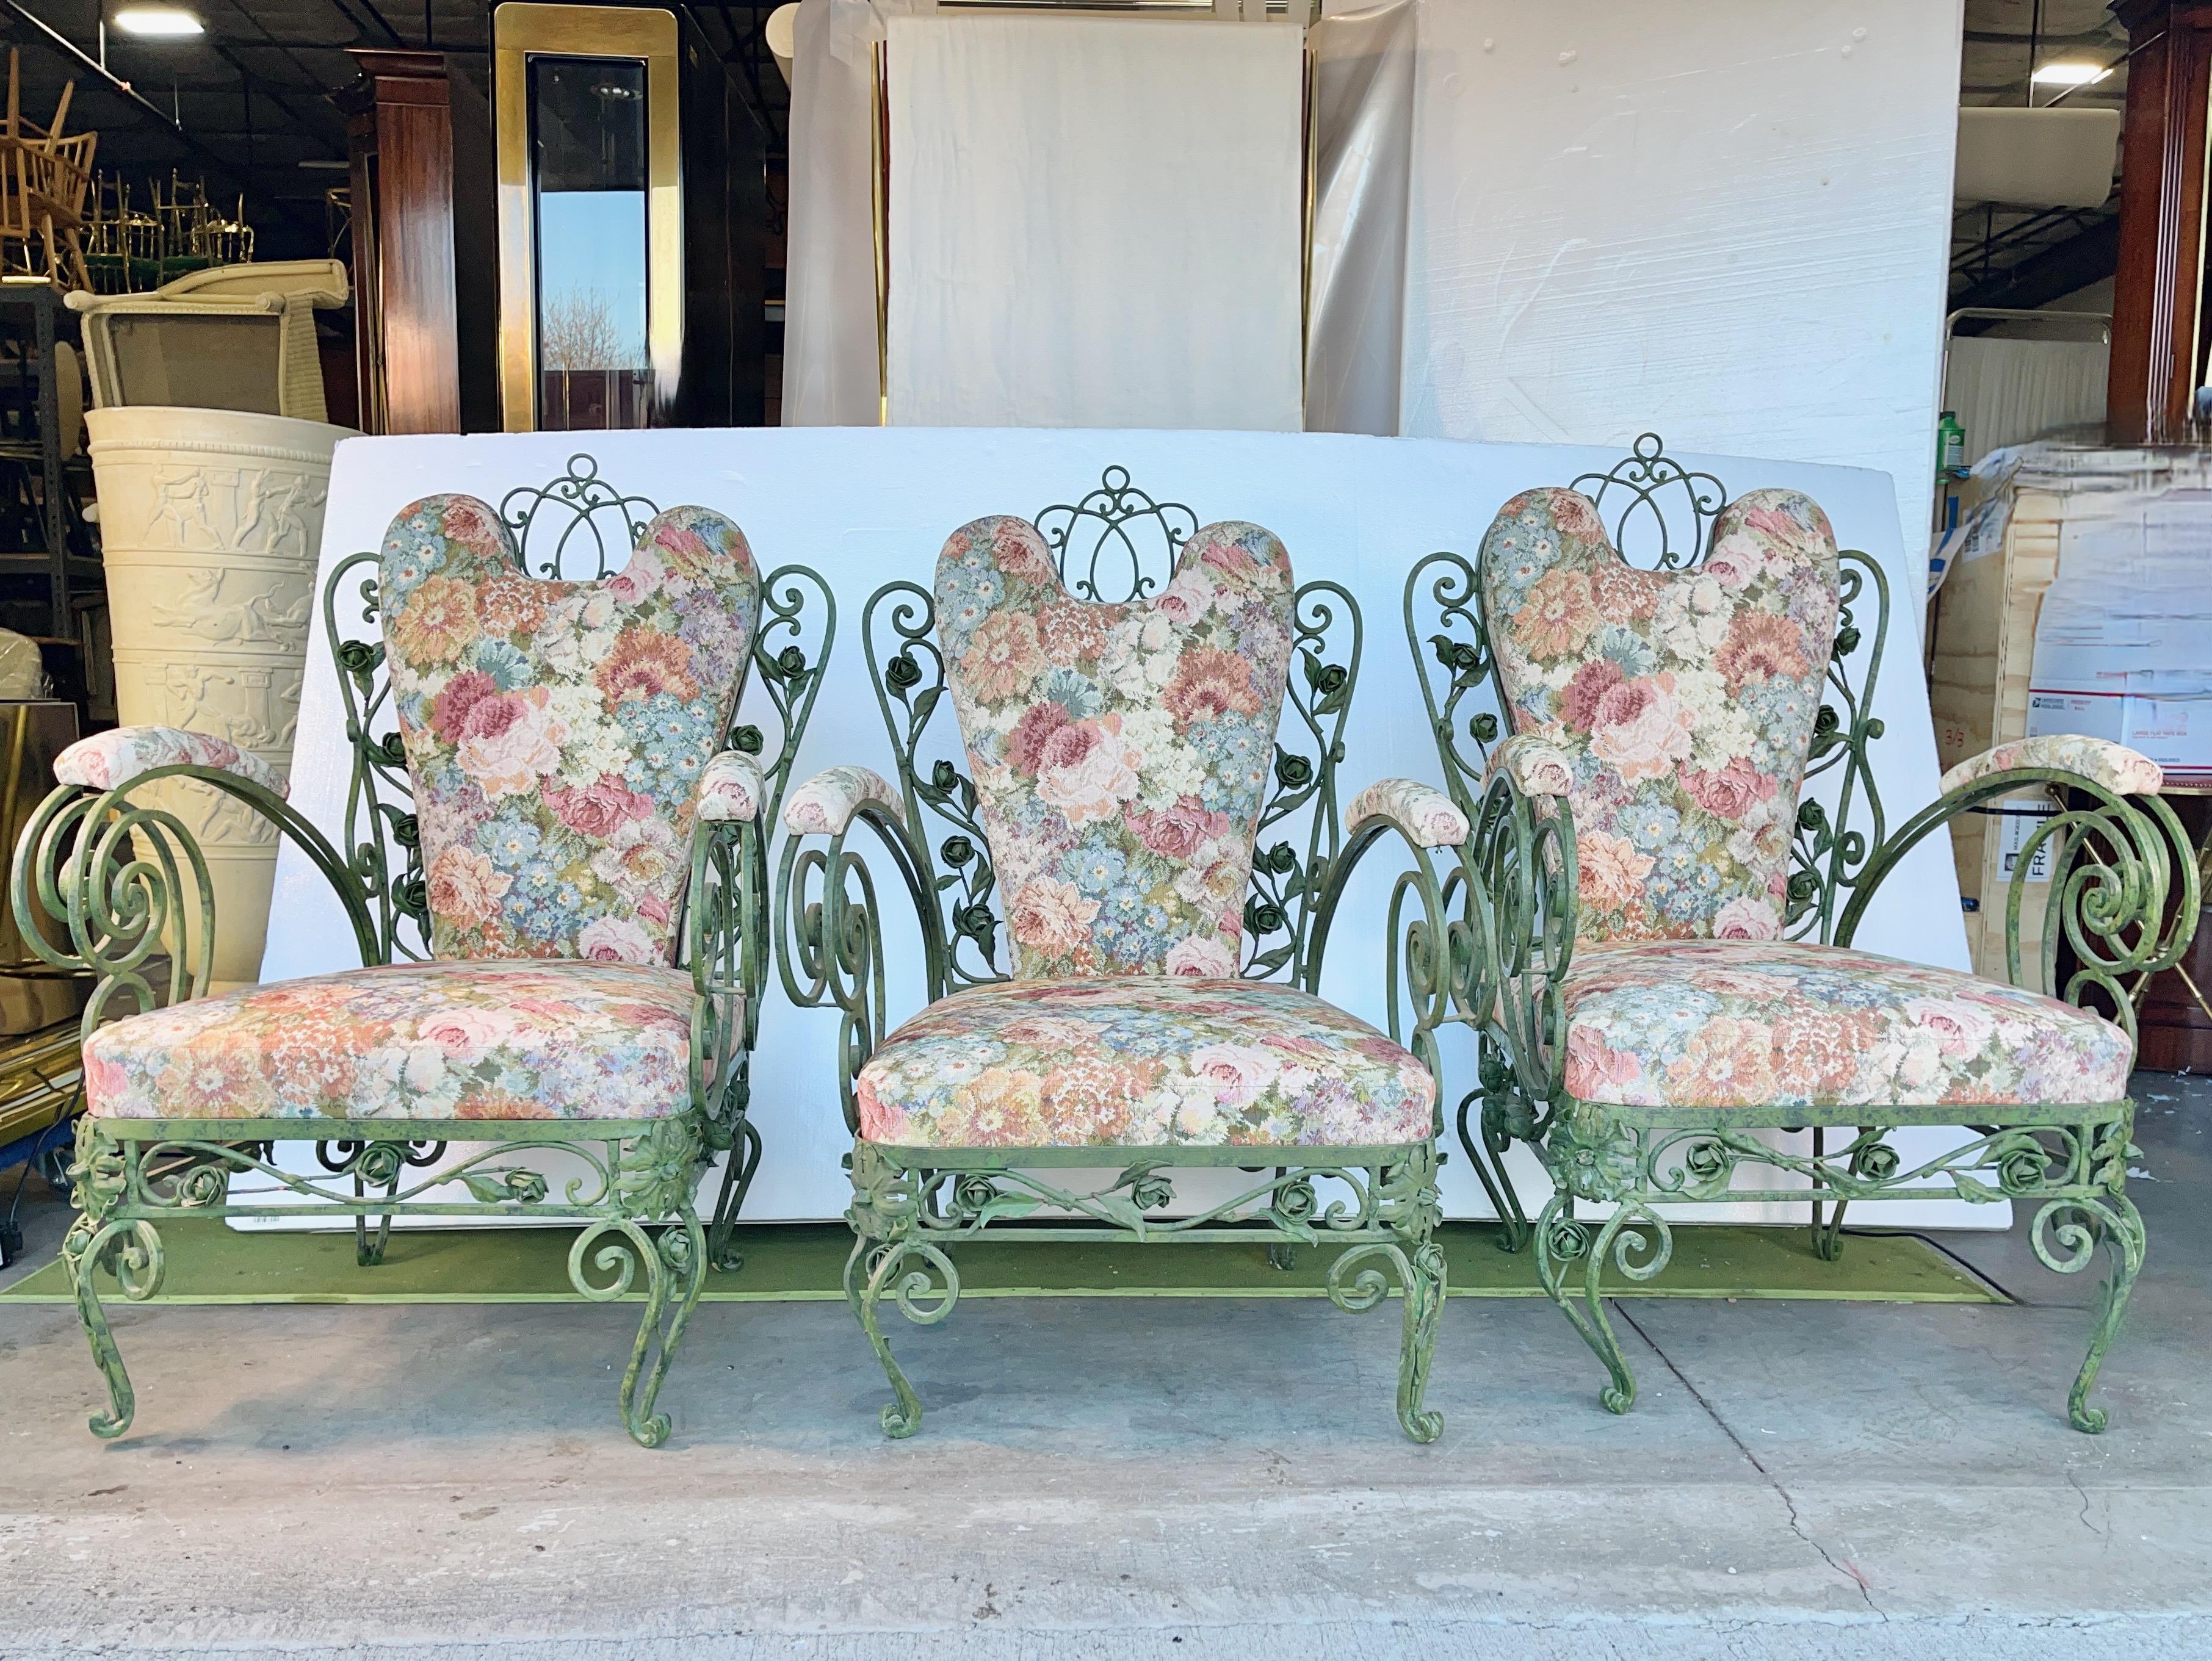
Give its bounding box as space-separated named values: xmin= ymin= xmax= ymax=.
xmin=1396 ymin=1241 xmax=1447 ymax=1443
xmin=2034 ymin=1193 xmax=2147 ymax=1435
xmin=60 ymin=1122 xmax=159 ymax=1439
xmin=568 ymin=1216 xmax=706 ymax=1449
xmin=707 ymin=1116 xmax=763 ymax=1275
xmin=353 ymin=1170 xmax=399 ymax=1269
xmin=1457 ymin=1092 xmax=1531 ymax=1255
xmin=1533 ymin=1192 xmax=1643 ymax=1416
xmin=1326 ymin=1238 xmax=1445 ymax=1443
xmin=61 ymin=1211 xmax=159 ymax=1439
xmin=856 ymin=1238 xmax=959 ymax=1439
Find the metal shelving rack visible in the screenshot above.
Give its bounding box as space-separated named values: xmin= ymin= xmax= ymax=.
xmin=0 ymin=275 xmax=104 ymax=716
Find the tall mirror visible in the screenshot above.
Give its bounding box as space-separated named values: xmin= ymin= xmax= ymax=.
xmin=494 ymin=4 xmax=681 ymax=433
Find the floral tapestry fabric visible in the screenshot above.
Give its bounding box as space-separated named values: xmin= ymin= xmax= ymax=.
xmin=82 ymin=959 xmax=698 ymax=1121
xmin=1484 ymin=733 xmax=1574 ymax=800
xmin=55 ymin=725 xmax=286 ymax=798
xmin=1348 ymin=779 xmax=1470 ymax=848
xmin=1559 ymin=939 xmax=2133 ymax=1110
xmin=783 ymin=765 xmax=902 ymax=836
xmin=855 ymin=976 xmax=1435 ymax=1148
xmin=1481 ymin=487 xmax=1840 ymax=944
xmin=696 ymin=750 xmax=765 ymax=823
xmin=381 ymin=494 xmax=761 ymax=965
xmin=936 ymin=514 xmax=1295 ymax=979
xmin=1939 ymin=735 xmax=2164 ymax=800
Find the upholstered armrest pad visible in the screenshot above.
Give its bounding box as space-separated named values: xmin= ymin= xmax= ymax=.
xmin=1483 ymin=733 xmax=1575 ymax=799
xmin=54 ymin=726 xmax=287 ymax=799
xmin=783 ymin=765 xmax=902 ymax=836
xmin=1348 ymin=779 xmax=1470 ymax=848
xmin=1939 ymin=736 xmax=2164 ymax=799
xmin=695 ymin=751 xmax=766 ymax=824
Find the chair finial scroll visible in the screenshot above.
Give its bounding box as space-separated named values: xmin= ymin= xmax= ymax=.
xmin=1032 ymin=465 xmax=1200 ymax=604
xmin=497 ymin=453 xmax=663 ymax=581
xmin=1568 ymin=433 xmax=1729 ymax=571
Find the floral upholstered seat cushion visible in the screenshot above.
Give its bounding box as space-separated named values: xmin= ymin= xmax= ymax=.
xmin=937 ymin=515 xmax=1295 ymax=978
xmin=1559 ymin=940 xmax=2133 ymax=1110
xmin=81 ymin=960 xmax=699 ymax=1121
xmin=381 ymin=494 xmax=761 ymax=965
xmin=1481 ymin=487 xmax=1841 ymax=944
xmin=855 ymin=977 xmax=1435 ymax=1148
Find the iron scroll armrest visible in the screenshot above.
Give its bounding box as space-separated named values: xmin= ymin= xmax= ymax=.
xmin=1309 ymin=766 xmax=1574 ymax=1252
xmin=1836 ymin=763 xmax=2198 ymax=1028
xmin=10 ymin=766 xmax=383 ymax=1032
xmin=774 ymin=767 xmax=958 ymax=1136
xmin=684 ymin=755 xmax=768 ymax=1130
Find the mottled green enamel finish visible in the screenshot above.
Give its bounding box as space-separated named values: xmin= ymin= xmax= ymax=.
xmin=60 ymin=1114 xmax=707 ymax=1446
xmin=1401 ymin=434 xmax=2200 ymax=1432
xmin=778 ymin=467 xmax=1446 ymax=1441
xmin=15 ymin=456 xmax=832 ymax=1446
xmin=842 ymin=1139 xmax=1445 ymax=1441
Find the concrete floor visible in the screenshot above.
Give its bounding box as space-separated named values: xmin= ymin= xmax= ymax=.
xmin=2 ymin=1078 xmax=2208 ymax=1660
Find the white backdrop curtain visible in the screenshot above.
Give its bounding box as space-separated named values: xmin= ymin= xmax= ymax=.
xmin=883 ymin=13 xmax=1305 ymax=430
xmin=1304 ymin=1 xmax=1417 ymax=435
xmin=1944 ymin=336 xmax=2111 ymax=467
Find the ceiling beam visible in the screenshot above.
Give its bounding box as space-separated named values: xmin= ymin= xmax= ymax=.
xmin=1951 ymin=214 xmax=2120 ymax=323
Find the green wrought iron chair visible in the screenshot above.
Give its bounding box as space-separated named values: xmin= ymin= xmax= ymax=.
xmin=13 ymin=456 xmax=831 ymax=1447
xmin=1400 ymin=436 xmax=2199 ymax=1432
xmin=776 ymin=467 xmax=1470 ymax=1441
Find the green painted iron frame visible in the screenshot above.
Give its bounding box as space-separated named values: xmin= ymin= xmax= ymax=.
xmin=776 ymin=466 xmax=1450 ymax=1441
xmin=12 ymin=456 xmax=836 ymax=1447
xmin=1399 ymin=434 xmax=2202 ymax=1431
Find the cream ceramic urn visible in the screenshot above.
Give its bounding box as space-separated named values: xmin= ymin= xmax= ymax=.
xmin=86 ymin=406 xmax=353 ymax=987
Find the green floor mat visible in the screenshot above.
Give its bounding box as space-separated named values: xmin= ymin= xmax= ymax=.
xmin=0 ymin=1220 xmax=2003 ymax=1305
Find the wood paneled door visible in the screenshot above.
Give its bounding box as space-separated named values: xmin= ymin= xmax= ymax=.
xmin=342 ymin=49 xmax=462 ymax=436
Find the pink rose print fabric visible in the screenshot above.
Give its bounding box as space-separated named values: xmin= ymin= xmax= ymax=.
xmin=1348 ymin=779 xmax=1470 ymax=848
xmin=695 ymin=751 xmax=765 ymax=823
xmin=54 ymin=725 xmax=287 ymax=798
xmin=936 ymin=514 xmax=1296 ymax=979
xmin=1558 ymin=939 xmax=2133 ymax=1109
xmin=855 ymin=975 xmax=1434 ymax=1148
xmin=1939 ymin=735 xmax=2164 ymax=800
xmin=1480 ymin=486 xmax=1840 ymax=944
xmin=82 ymin=959 xmax=696 ymax=1120
xmin=782 ymin=765 xmax=902 ymax=837
xmin=380 ymin=494 xmax=760 ymax=965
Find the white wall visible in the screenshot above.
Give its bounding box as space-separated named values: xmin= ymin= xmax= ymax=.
xmin=1399 ymin=1 xmax=1964 ymax=579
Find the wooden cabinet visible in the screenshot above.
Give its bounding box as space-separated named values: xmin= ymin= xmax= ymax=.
xmin=2110 ymin=1 xmax=2212 ymax=441
xmin=342 ymin=50 xmax=460 ymax=435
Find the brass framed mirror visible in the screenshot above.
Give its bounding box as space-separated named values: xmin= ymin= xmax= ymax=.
xmin=493 ymin=3 xmax=682 ymax=433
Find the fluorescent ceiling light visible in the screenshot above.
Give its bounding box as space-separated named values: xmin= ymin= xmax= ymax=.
xmin=2030 ymin=62 xmax=2112 ymax=87
xmin=113 ymin=7 xmax=205 ymax=37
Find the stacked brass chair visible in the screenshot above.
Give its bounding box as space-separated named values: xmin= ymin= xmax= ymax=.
xmin=1401 ymin=438 xmax=2198 ymax=1430
xmin=14 ymin=459 xmax=831 ymax=1446
xmin=778 ymin=469 xmax=1469 ymax=1440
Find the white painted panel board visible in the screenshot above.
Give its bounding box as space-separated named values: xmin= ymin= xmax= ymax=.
xmin=1400 ymin=0 xmax=1963 ymax=582
xmin=257 ymin=427 xmax=1981 ymax=1228
xmin=885 ymin=15 xmax=1306 ymax=430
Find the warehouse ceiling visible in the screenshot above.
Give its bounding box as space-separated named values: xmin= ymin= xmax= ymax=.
xmin=1954 ymin=0 xmax=2128 ymax=314
xmin=0 ymin=1 xmax=787 ymax=261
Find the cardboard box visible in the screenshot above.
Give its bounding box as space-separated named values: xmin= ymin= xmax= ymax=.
xmin=2026 ymin=689 xmax=2212 ymax=784
xmin=2027 ymin=486 xmax=2212 ymax=786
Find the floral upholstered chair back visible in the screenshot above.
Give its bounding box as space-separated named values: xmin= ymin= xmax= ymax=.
xmin=1480 ymin=486 xmax=1840 ymax=943
xmin=381 ymin=493 xmax=761 ymax=965
xmin=936 ymin=514 xmax=1295 ymax=978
